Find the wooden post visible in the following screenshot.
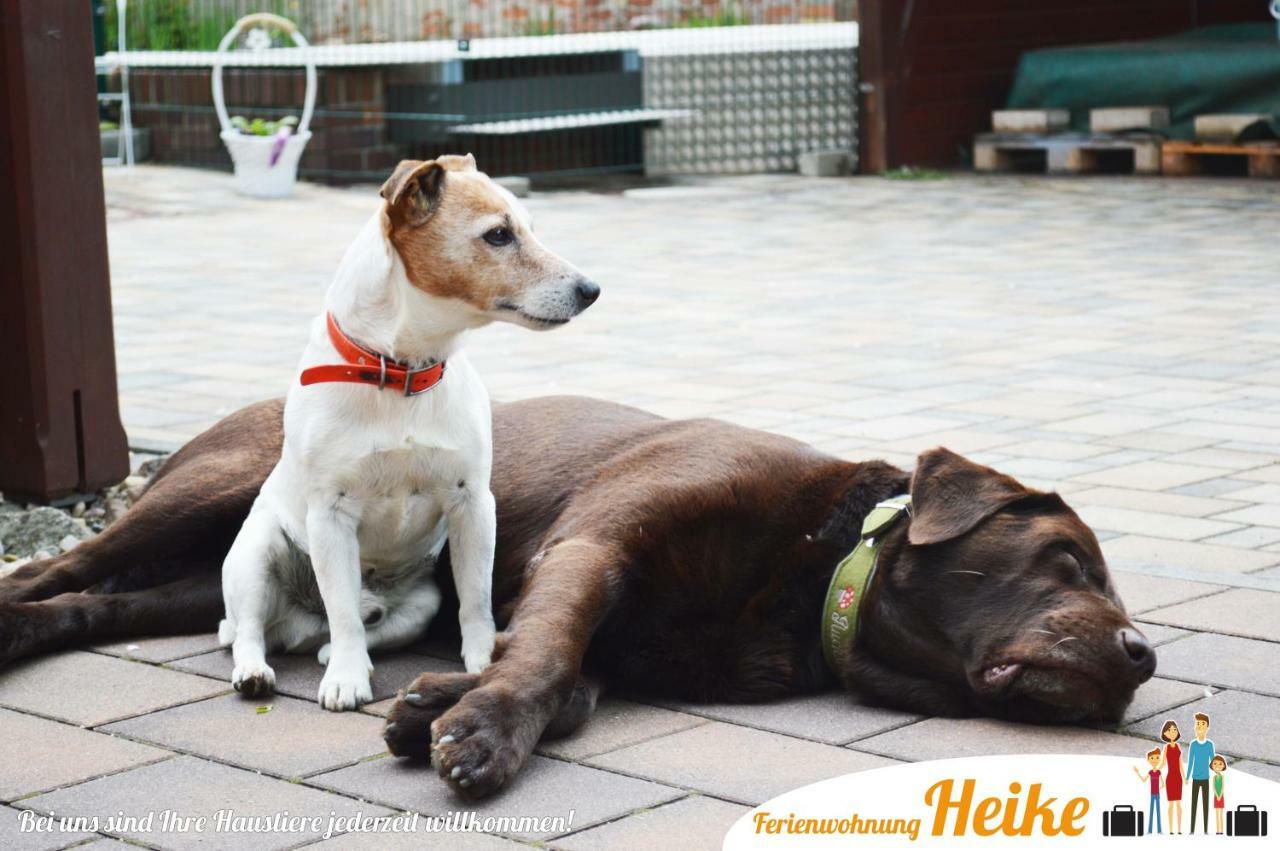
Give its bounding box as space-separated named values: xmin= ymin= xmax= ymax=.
xmin=0 ymin=0 xmax=130 ymax=503
xmin=856 ymin=0 xmax=908 ymax=174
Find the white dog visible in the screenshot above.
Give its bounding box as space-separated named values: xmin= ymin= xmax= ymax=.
xmin=218 ymin=155 xmax=599 ymax=710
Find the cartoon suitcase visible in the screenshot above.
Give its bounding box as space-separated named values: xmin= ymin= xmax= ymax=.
xmin=1103 ymin=805 xmax=1144 ymax=837
xmin=1227 ymin=804 xmax=1268 ymax=837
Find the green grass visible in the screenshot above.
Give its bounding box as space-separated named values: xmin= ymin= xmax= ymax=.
xmin=881 ymin=166 xmax=949 ymax=181
xmin=106 ymin=0 xmax=294 ymax=52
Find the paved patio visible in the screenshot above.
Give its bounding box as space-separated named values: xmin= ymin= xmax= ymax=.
xmin=3 ymin=164 xmax=1280 ymax=849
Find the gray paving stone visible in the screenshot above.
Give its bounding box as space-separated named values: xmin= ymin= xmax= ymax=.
xmin=0 ymin=711 xmax=172 ymax=803
xmin=1076 ymin=505 xmax=1241 ymax=541
xmin=312 ymin=754 xmax=681 ymax=841
xmin=537 ymin=699 xmax=706 ymax=760
xmin=0 ymin=652 xmax=227 ymax=727
xmin=1102 ymin=535 xmax=1279 ymax=574
xmin=1123 ymin=678 xmax=1213 ymax=724
xmin=1133 ymin=621 xmax=1192 ymax=647
xmin=101 ymin=693 xmax=387 ymax=778
xmin=651 ymin=692 xmax=922 ymax=746
xmin=307 ymin=822 xmax=526 ymax=850
xmin=1129 ymin=691 xmax=1280 ymax=763
xmin=1141 ymin=588 xmax=1280 ymax=642
xmin=553 ymin=795 xmax=749 ymax=851
xmin=1111 ymin=572 xmax=1225 ymax=615
xmin=1072 ymin=487 xmax=1246 ymax=518
xmin=855 ymin=718 xmax=1154 ymax=762
xmin=0 ymin=804 xmax=97 ymax=851
xmin=1233 ymin=761 xmax=1280 ymax=784
xmin=92 ymin=633 xmax=222 ymax=663
xmin=587 ymin=722 xmax=897 ymax=805
xmin=0 ymin=708 xmax=171 ymax=802
xmin=1172 ymin=478 xmax=1260 ymax=498
xmin=20 ymin=756 xmax=389 ymax=851
xmin=169 ymin=650 xmax=457 ymax=704
xmin=1151 ymin=633 xmax=1280 ymax=698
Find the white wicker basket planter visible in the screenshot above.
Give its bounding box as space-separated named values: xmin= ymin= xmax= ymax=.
xmin=212 ymin=14 xmax=316 ymax=198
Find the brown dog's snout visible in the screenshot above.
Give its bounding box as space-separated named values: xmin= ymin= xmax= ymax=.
xmin=1118 ymin=627 xmax=1156 ymax=682
xmin=574 ymin=278 xmax=601 ymax=310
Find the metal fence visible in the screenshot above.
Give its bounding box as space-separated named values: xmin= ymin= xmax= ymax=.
xmin=96 ymin=0 xmax=859 ymax=182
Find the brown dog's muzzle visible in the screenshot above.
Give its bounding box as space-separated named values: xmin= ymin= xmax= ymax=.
xmin=972 ymin=594 xmax=1156 ymax=723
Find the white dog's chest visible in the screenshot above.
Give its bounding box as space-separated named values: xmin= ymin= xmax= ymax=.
xmin=346 ymin=445 xmax=460 ymax=566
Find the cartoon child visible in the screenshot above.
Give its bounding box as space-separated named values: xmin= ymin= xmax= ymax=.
xmin=1157 ymin=719 xmax=1184 ymax=834
xmin=1211 ymin=755 xmax=1227 ymax=835
xmin=1133 ymin=747 xmax=1165 ymax=834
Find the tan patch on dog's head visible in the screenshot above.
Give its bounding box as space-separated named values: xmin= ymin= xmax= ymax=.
xmin=379 ymin=156 xmax=597 ymax=327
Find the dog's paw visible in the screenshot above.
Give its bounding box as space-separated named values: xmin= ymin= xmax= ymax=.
xmin=231 ymin=662 xmax=276 ymax=698
xmin=317 ymin=652 xmax=373 ymax=711
xmin=383 ymin=671 xmax=479 ymax=759
xmin=316 ymin=643 xmax=331 ymax=666
xmin=0 ymin=563 xmax=58 ymax=605
xmin=460 ymin=631 xmax=495 ymax=675
xmin=429 ymin=690 xmax=529 ymax=799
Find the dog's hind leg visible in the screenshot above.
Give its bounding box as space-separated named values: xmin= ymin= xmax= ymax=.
xmin=221 ymin=501 xmax=288 ymax=698
xmin=0 ymin=570 xmax=223 ymax=667
xmin=412 ymin=537 xmax=621 ymax=797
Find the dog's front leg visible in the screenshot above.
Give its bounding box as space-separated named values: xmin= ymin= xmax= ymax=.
xmin=307 ymin=502 xmax=373 ymax=710
xmin=427 ymin=537 xmax=621 ymax=797
xmin=446 ymin=485 xmax=497 ymax=674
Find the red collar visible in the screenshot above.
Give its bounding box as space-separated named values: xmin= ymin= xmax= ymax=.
xmin=299 ymin=313 xmax=446 ymax=396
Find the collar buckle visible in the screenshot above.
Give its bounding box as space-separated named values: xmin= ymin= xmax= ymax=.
xmin=403 ymin=362 xmax=444 ymax=396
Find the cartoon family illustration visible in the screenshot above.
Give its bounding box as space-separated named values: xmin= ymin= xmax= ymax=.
xmin=1132 ymin=712 xmax=1227 ymax=835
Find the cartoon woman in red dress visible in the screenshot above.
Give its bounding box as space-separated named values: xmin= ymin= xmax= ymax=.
xmin=1159 ymin=719 xmax=1184 ymax=834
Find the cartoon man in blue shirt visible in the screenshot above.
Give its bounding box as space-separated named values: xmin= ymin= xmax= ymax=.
xmin=1185 ymin=711 xmax=1216 ymax=834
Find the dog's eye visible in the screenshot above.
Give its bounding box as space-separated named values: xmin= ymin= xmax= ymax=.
xmin=1063 ymin=549 xmax=1088 ymax=581
xmin=482 ymin=227 xmax=514 ymax=247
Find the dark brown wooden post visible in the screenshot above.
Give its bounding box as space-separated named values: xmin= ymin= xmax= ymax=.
xmin=0 ymin=0 xmax=130 ymax=503
xmin=856 ymin=0 xmax=908 ymax=174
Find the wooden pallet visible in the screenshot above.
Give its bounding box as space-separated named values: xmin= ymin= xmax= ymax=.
xmin=974 ymin=133 xmax=1161 ymax=175
xmin=1161 ymin=140 xmax=1280 ymax=178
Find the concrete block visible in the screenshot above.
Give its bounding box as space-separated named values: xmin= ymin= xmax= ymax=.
xmin=858 ymin=717 xmax=1151 ymax=762
xmin=101 ymin=693 xmax=388 ymax=778
xmin=1195 ymin=113 xmax=1273 ymax=142
xmin=1090 ymin=106 xmax=1169 ymax=133
xmin=992 ymin=109 xmax=1069 ymax=134
xmin=798 ymin=149 xmax=851 ymax=177
xmin=0 ymin=651 xmax=227 ymax=726
xmin=0 ymin=708 xmax=169 ymax=801
xmin=587 ymin=722 xmax=896 ymax=804
xmin=556 ymin=797 xmax=750 ymax=851
xmin=313 ymin=754 xmax=680 ymax=841
xmin=22 ymin=756 xmax=386 ymax=851
xmin=655 ymin=692 xmax=921 ymax=745
xmin=1153 ymin=633 xmax=1280 ymax=697
xmin=100 ymin=127 xmax=150 ymax=162
xmin=1142 ymin=588 xmax=1280 ymax=642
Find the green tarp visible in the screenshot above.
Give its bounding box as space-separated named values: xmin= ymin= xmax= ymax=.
xmin=1007 ymin=24 xmax=1280 ymax=140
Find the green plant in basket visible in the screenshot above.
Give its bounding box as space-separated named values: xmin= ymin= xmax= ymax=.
xmin=230 ymin=115 xmax=298 ymax=137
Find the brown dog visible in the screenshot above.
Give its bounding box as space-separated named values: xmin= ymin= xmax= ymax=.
xmin=0 ymin=395 xmax=1154 ymax=798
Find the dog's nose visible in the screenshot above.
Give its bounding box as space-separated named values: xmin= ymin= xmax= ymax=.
xmin=1118 ymin=627 xmax=1156 ymax=680
xmin=574 ymin=279 xmax=600 ymax=309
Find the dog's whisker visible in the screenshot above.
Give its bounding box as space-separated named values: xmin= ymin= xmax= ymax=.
xmin=945 ymin=570 xmax=986 ymax=578
xmin=1047 ymin=636 xmax=1078 ymax=651
xmin=1030 ymin=629 xmax=1057 ymax=636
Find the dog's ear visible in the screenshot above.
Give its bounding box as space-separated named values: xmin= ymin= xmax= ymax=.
xmin=380 ymin=159 xmax=446 ymax=223
xmin=907 ymin=448 xmax=1030 ymax=546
